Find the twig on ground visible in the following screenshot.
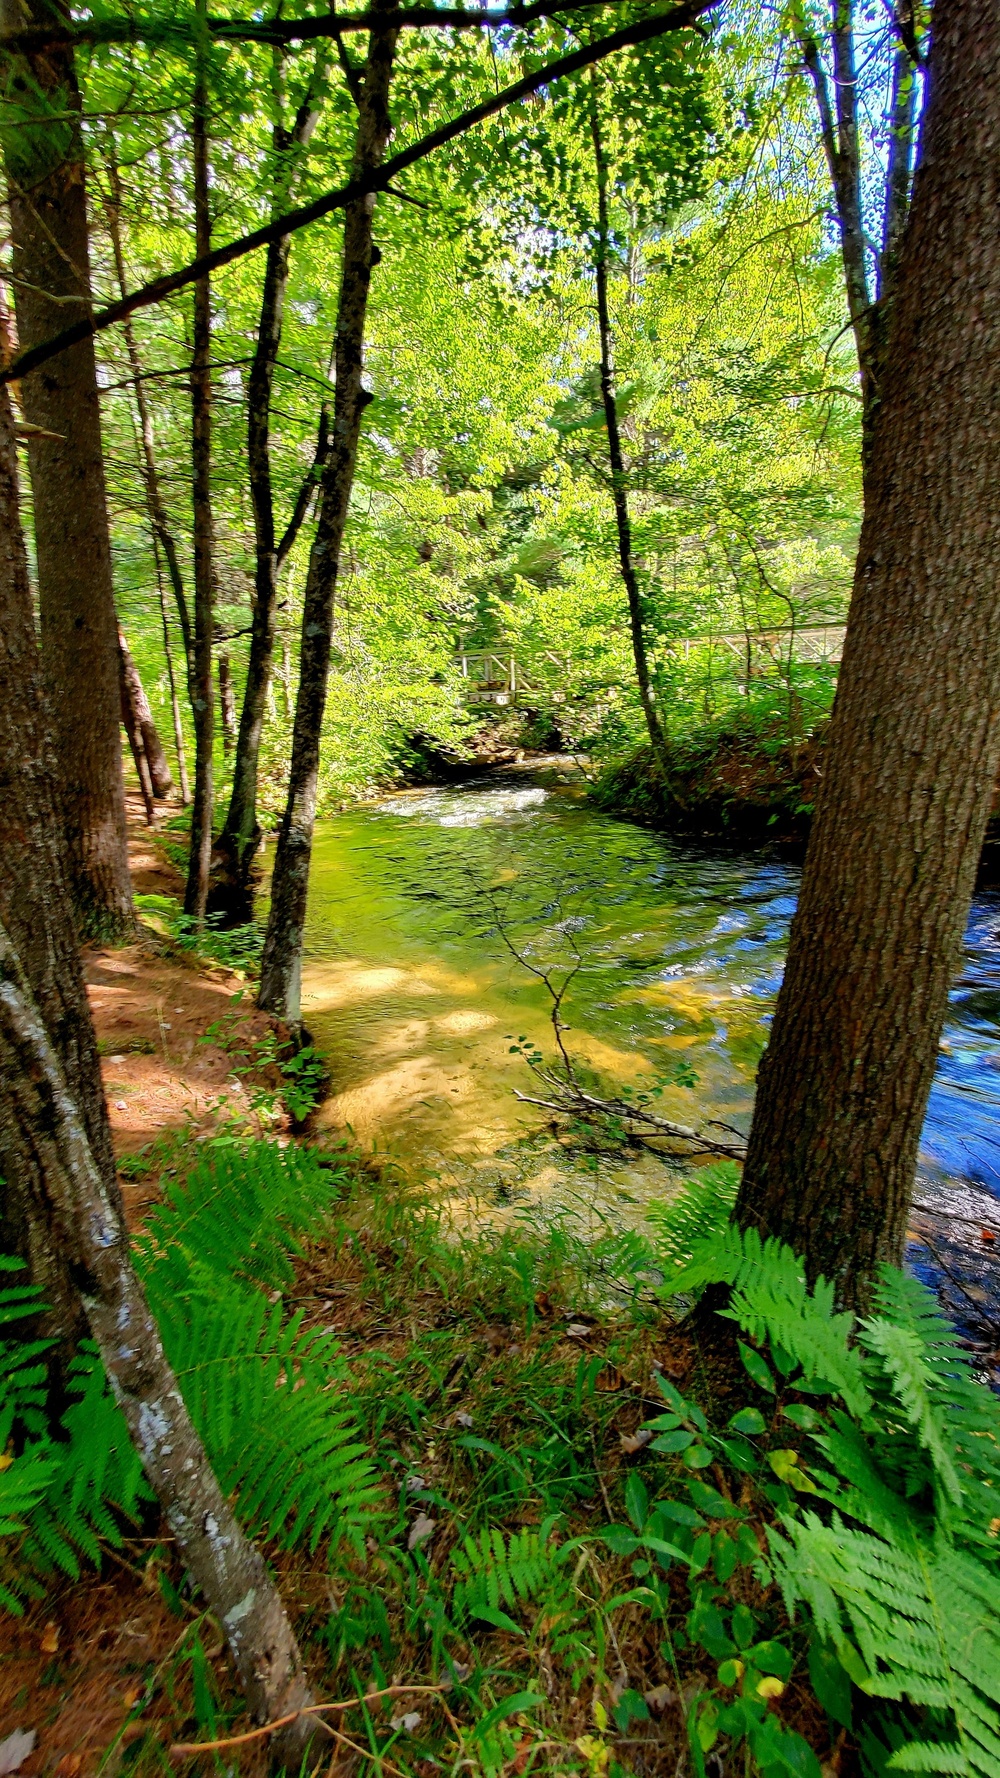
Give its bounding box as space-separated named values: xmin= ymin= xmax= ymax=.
xmin=169 ymin=1683 xmax=451 ymax=1756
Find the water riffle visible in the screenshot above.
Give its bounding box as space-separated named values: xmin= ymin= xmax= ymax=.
xmin=300 ymin=771 xmax=1000 ymax=1313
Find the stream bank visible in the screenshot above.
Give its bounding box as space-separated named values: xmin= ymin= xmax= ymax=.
xmin=592 ymin=727 xmax=1000 ymax=877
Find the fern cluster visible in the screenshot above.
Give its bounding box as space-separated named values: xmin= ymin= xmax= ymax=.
xmin=1 ymin=1140 xmax=380 ymax=1613
xmin=653 ymin=1219 xmax=1000 ymax=1778
xmin=645 ymin=1160 xmax=739 ymax=1277
xmin=449 ymin=1518 xmax=593 ymax=1683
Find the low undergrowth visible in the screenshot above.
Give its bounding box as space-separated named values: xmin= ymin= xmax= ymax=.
xmin=3 ymin=1148 xmax=999 ymax=1778
xmin=591 ymin=714 xmax=828 ymax=844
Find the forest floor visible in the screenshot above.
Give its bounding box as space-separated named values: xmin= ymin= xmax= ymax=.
xmin=3 ymin=793 xmax=822 ymax=1778
xmin=5 ymin=787 xmax=987 ymax=1778
xmin=83 ymin=796 xmax=286 ymax=1226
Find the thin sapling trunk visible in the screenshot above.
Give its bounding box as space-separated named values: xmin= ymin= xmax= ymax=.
xmin=588 ymin=76 xmax=667 ymax=765
xmin=259 ymin=0 xmax=399 ymax=1024
xmin=185 ymin=15 xmax=217 ymax=921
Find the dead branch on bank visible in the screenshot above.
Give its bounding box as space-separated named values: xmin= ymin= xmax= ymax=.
xmin=482 ymin=880 xmax=748 ymax=1162
xmin=513 ymin=1066 xmax=747 ymax=1159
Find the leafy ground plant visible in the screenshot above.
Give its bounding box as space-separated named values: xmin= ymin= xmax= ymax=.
xmin=5 ymin=1148 xmax=999 ymax=1778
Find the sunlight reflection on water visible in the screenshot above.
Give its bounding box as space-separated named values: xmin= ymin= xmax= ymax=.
xmin=300 ymin=779 xmax=1000 ymax=1254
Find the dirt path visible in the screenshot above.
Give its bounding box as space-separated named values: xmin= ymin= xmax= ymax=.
xmin=81 ymin=794 xmax=283 ymax=1222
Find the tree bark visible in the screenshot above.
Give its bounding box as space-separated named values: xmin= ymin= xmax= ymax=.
xmin=0 ymin=377 xmax=115 ymax=1388
xmin=259 ymin=1 xmax=398 ymax=1025
xmin=213 ymin=58 xmax=328 ymax=924
xmin=154 ymin=535 xmax=191 ymax=804
xmin=0 ymin=0 xmax=134 ymax=942
xmin=735 ymin=0 xmax=1000 ymax=1310
xmin=588 ymin=75 xmax=667 ymax=765
xmin=184 ymin=13 xmax=216 ymax=922
xmin=217 ymin=649 xmax=236 ymax=756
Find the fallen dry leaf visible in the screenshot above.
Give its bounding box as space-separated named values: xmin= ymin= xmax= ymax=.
xmin=644 ymin=1685 xmax=676 ymax=1713
xmin=407 ymin=1512 xmax=436 ymax=1551
xmin=565 ymin=1323 xmax=591 ymax=1339
xmin=53 ymin=1755 xmax=83 ymax=1777
xmin=619 ymin=1429 xmax=653 ymax=1456
xmin=390 ymin=1712 xmax=422 ymax=1734
xmin=0 ymin=1730 xmax=36 ymax=1776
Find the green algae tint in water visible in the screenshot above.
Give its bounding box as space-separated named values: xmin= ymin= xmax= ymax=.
xmin=299 ymin=777 xmax=796 ymax=1224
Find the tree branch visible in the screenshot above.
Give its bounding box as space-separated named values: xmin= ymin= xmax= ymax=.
xmin=1 ymin=0 xmax=630 ymax=53
xmin=1 ymin=1 xmax=716 ymax=386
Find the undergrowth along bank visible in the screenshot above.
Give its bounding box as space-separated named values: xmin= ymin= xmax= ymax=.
xmin=3 ymin=1145 xmax=999 ymax=1778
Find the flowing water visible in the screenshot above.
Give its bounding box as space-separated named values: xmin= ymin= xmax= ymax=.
xmin=301 ymin=766 xmax=1000 ymax=1321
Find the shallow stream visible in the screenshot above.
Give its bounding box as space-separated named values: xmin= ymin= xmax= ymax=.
xmin=301 ymin=766 xmax=1000 ymax=1329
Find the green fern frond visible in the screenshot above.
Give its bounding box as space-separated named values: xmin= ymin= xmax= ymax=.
xmin=451 ymin=1518 xmax=572 ymax=1624
xmin=646 ymin=1162 xmax=740 ymax=1274
xmin=147 ymin=1274 xmax=380 ymax=1551
xmin=664 ymin=1223 xmax=870 ymax=1413
xmin=862 ymin=1270 xmax=1000 ymax=1546
xmin=19 ymin=1346 xmax=151 ymax=1581
xmin=771 ymin=1517 xmax=1000 ymax=1778
xmin=133 ymin=1139 xmax=341 ymax=1293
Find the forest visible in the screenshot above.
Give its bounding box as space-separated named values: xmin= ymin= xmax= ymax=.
xmin=3 ymin=0 xmax=1000 ymax=1773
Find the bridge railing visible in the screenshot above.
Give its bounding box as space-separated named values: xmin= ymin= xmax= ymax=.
xmin=454 ymin=651 xmax=572 ymax=703
xmin=452 ymin=628 xmax=845 ymax=704
xmin=668 ymin=626 xmax=846 ymax=666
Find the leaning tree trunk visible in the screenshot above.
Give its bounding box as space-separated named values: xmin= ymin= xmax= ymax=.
xmin=588 ymin=76 xmax=667 ymax=766
xmin=259 ymin=0 xmax=399 ymax=1025
xmin=119 ymin=638 xmax=156 ymax=825
xmin=154 ymin=538 xmax=191 ymax=804
xmin=734 ymin=0 xmax=1000 ymax=1310
xmin=119 ymin=629 xmax=172 ymax=799
xmin=0 ymin=379 xmax=322 ymax=1762
xmin=0 ymin=0 xmax=133 ymax=941
xmin=184 ymin=20 xmax=216 ymax=922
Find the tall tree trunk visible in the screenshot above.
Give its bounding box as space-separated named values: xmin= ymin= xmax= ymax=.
xmin=734 ymin=0 xmax=1000 ymax=1310
xmin=103 ymin=154 xmax=195 ymax=681
xmin=213 ymin=59 xmax=328 ymax=924
xmin=795 ymin=1 xmax=919 ymax=475
xmin=588 ymin=76 xmax=667 ymax=766
xmin=259 ymin=2 xmax=398 ymax=1025
xmin=119 ymin=628 xmax=172 ymax=799
xmin=0 ymin=379 xmax=114 ymax=1389
xmin=154 ymin=535 xmax=191 ymax=804
xmin=0 ymin=0 xmax=133 ymax=942
xmin=184 ymin=17 xmax=216 ymax=921
xmin=0 ymin=380 xmax=321 ymax=1761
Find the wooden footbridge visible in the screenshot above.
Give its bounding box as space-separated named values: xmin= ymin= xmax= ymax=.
xmin=454 ymin=626 xmax=846 ymax=706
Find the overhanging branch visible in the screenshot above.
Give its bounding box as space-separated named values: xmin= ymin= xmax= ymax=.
xmin=2 ymin=1 xmax=716 ymax=387
xmin=1 ymin=0 xmax=641 ymax=54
